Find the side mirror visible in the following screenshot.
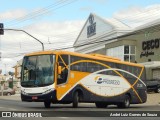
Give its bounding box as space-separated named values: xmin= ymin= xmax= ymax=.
xmin=58 ymin=66 xmax=62 ymax=75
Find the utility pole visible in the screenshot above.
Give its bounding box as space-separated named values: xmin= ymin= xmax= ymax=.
xmin=4 ymin=64 xmax=7 ymax=75
xmin=4 ymin=28 xmax=44 ymax=51
xmin=1 ymin=23 xmax=44 ymax=55
xmin=0 ymin=23 xmax=3 ymax=61
xmin=0 ymin=36 xmax=1 ymax=61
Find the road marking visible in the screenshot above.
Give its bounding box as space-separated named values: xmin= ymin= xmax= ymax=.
xmin=58 ymin=117 xmax=69 ymax=119
xmin=8 ymin=108 xmax=17 ymax=110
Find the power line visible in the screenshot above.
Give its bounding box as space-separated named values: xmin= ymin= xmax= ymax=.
xmin=1 ymin=22 xmax=159 ymax=53
xmin=3 ymin=23 xmax=160 ymax=58
xmin=5 ymin=0 xmax=68 ymax=24
xmin=2 ymin=22 xmax=160 ymax=57
xmin=5 ymin=0 xmax=78 ymax=28
xmin=2 ymin=9 xmax=160 ymax=58
xmin=5 ymin=0 xmax=68 ymax=25
xmin=5 ymin=9 xmax=160 ymax=47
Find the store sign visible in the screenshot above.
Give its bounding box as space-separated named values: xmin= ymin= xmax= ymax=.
xmin=142 ymin=39 xmax=159 ymax=50
xmin=87 ymin=15 xmax=96 ymax=38
xmin=140 ymin=38 xmax=160 ymax=58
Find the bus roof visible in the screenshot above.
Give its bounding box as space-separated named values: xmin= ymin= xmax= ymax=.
xmin=25 ymin=50 xmax=144 ymax=68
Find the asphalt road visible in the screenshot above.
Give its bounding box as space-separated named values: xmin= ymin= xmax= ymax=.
xmin=0 ymin=99 xmax=159 ymax=119
xmin=0 ymin=98 xmax=160 ymax=111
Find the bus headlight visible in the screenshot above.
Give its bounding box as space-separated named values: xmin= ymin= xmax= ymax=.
xmin=21 ymin=90 xmax=28 ymax=95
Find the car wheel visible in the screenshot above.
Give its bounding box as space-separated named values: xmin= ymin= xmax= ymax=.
xmin=156 ymin=87 xmax=160 ymax=93
xmin=7 ymin=93 xmax=11 ymax=96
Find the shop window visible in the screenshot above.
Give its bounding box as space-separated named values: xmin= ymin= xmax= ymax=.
xmin=124 ymin=45 xmax=136 ymax=63
xmin=124 ymin=45 xmax=129 ymax=54
xmin=130 ymin=55 xmax=135 ymax=63
xmin=130 ymin=45 xmax=135 ymax=54
xmin=124 ymin=55 xmax=129 ymax=61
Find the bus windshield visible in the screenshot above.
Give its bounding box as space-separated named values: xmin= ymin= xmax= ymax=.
xmin=21 ymin=55 xmax=55 ymax=87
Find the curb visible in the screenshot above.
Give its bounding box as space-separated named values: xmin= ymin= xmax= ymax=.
xmin=0 ymin=95 xmax=21 ymax=101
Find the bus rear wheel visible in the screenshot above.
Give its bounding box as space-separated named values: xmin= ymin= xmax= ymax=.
xmin=44 ymin=101 xmax=51 ymax=108
xmin=73 ymin=92 xmax=79 ymax=108
xmin=95 ymin=102 xmax=108 ymax=108
xmin=117 ymin=95 xmax=130 ymax=108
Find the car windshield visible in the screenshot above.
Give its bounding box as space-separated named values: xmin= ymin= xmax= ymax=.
xmin=21 ymin=55 xmax=55 ymax=87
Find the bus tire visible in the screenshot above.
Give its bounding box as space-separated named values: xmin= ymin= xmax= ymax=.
xmin=95 ymin=102 xmax=108 ymax=108
xmin=156 ymin=87 xmax=160 ymax=93
xmin=117 ymin=95 xmax=130 ymax=108
xmin=73 ymin=92 xmax=79 ymax=108
xmin=44 ymin=101 xmax=51 ymax=108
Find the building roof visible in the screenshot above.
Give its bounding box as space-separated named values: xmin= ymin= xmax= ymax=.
xmin=74 ymin=13 xmax=132 ymax=48
xmin=135 ymin=17 xmax=160 ymax=31
xmin=105 ymin=18 xmax=131 ymax=30
xmin=92 ymin=13 xmax=131 ymax=29
xmin=117 ymin=17 xmax=160 ymax=40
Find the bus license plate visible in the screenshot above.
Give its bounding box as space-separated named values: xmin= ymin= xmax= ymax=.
xmin=32 ymin=96 xmax=38 ymax=100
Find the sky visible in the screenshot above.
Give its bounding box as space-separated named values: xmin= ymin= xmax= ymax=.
xmin=1 ymin=0 xmax=160 ymax=74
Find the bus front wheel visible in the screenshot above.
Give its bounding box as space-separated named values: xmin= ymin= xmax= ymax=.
xmin=44 ymin=101 xmax=51 ymax=108
xmin=73 ymin=92 xmax=79 ymax=108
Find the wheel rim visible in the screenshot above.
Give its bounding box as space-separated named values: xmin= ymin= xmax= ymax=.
xmin=158 ymin=88 xmax=160 ymax=93
xmin=125 ymin=97 xmax=130 ymax=107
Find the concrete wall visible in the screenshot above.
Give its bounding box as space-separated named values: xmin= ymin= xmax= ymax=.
xmin=88 ymin=48 xmax=106 ymax=55
xmin=105 ymin=39 xmax=136 ymax=49
xmin=136 ymin=31 xmax=160 ymax=63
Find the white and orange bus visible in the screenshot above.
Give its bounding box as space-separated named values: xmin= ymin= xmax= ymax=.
xmin=21 ymin=50 xmax=147 ymax=108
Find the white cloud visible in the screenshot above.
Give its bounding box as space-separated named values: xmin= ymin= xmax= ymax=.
xmin=113 ymin=4 xmax=160 ymax=27
xmin=80 ymin=6 xmax=93 ymax=12
xmin=23 ymin=20 xmax=85 ymax=43
xmin=3 ymin=4 xmax=160 ymax=74
xmin=0 ymin=5 xmax=85 ymax=74
xmin=0 ymin=20 xmax=85 ymax=74
xmin=0 ymin=9 xmax=27 ymax=21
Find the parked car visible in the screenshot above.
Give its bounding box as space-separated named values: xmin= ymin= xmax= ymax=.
xmin=0 ymin=88 xmax=15 ymax=96
xmin=146 ymin=79 xmax=160 ymax=93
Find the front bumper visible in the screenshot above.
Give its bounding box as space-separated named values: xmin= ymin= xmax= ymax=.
xmin=21 ymin=90 xmax=57 ymax=102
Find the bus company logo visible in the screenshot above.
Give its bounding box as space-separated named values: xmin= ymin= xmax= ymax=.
xmin=94 ymin=76 xmax=120 ymax=85
xmin=94 ymin=76 xmax=103 ymax=84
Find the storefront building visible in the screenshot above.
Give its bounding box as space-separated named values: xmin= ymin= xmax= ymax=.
xmin=74 ymin=13 xmax=160 ymax=81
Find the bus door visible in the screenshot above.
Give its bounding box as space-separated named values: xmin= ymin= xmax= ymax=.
xmin=56 ymin=55 xmax=70 ymax=100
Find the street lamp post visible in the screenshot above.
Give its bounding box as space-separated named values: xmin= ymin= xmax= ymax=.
xmin=4 ymin=28 xmax=44 ymax=51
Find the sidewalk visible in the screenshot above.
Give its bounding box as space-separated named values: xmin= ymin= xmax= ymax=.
xmin=144 ymin=93 xmax=160 ymax=105
xmin=0 ymin=93 xmax=21 ymax=101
